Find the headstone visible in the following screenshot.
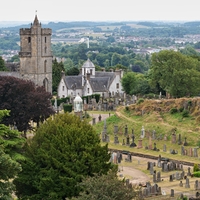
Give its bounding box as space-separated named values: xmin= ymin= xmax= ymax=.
xmin=153 ymin=172 xmax=156 ymax=183
xmin=181 ymin=146 xmax=185 ymax=155
xmin=164 ymin=134 xmax=167 ymax=141
xmin=194 ymin=147 xmax=198 ymax=157
xmin=183 ymin=137 xmax=188 ymax=146
xmin=157 ymin=171 xmax=161 ymax=182
xmin=157 ymin=155 xmax=162 ymax=168
xmin=122 ymin=139 xmax=125 ymax=145
xmin=149 ymin=163 xmax=154 ymax=175
xmin=178 ymin=134 xmax=182 ymax=145
xmin=189 ymin=148 xmax=193 ymax=157
xmin=130 ymin=133 xmax=137 ymax=147
xmin=114 ymin=135 xmax=119 ymax=144
xmin=140 ymin=126 xmax=145 ymax=138
xmin=126 ymin=135 xmax=130 ymax=146
xmin=195 ymin=180 xmax=199 ymax=190
xmin=163 ymin=144 xmax=166 ymax=152
xmin=185 ymin=178 xmax=190 ymax=188
xmin=170 ymin=189 xmax=174 ymax=197
xmin=92 ymin=118 xmax=96 ymax=125
xmin=171 ymin=133 xmax=176 ymax=143
xmin=169 ymin=175 xmax=173 ymax=182
xmin=153 ymin=142 xmax=159 ymax=151
xmin=137 ymin=139 xmax=143 ymax=149
xmin=179 ymin=180 xmax=183 ymax=187
xmin=114 ymin=125 xmax=118 ymax=134
xmin=124 ymin=125 xmax=128 ymax=137
xmin=187 ymin=167 xmax=191 ymax=176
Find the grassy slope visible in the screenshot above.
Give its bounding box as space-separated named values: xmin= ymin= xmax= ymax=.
xmin=93 ymin=98 xmax=200 ymax=165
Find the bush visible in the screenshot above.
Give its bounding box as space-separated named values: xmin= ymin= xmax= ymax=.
xmin=193 ymin=171 xmax=200 ymax=177
xmin=194 ymin=163 xmax=200 ymax=172
xmin=182 ymin=110 xmax=189 ymax=118
xmin=179 ymin=107 xmax=184 ymax=112
xmin=137 ymin=98 xmax=144 ymax=105
xmin=170 ymin=108 xmax=178 ymax=114
xmin=125 ymin=106 xmax=129 ymax=111
xmin=63 ymin=104 xmax=72 ymax=113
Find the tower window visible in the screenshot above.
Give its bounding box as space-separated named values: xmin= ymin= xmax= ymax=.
xmin=90 ymin=69 xmax=92 ymax=74
xmin=45 ymin=37 xmax=47 ymax=43
xmin=45 ymin=47 xmax=47 ymax=53
xmin=28 ymin=37 xmax=31 ymax=43
xmin=44 ymin=60 xmax=47 ymax=73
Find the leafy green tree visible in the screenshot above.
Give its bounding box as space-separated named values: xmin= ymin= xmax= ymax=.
xmin=0 ymin=56 xmax=7 ymax=71
xmin=71 ymin=170 xmax=140 ymax=200
xmin=0 ymin=110 xmax=25 ymax=199
xmin=150 ymin=50 xmax=200 ymax=97
xmin=14 ymin=113 xmax=112 ymax=200
xmin=121 ymin=72 xmax=137 ymax=95
xmin=52 ymin=59 xmax=65 ymax=93
xmin=63 ymin=58 xmax=74 ymax=72
xmin=111 ymin=53 xmax=121 ymax=66
xmin=66 ymin=67 xmax=80 ymax=75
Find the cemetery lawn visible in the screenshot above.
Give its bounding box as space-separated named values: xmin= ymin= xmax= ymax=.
xmin=92 ymin=100 xmax=200 ymax=165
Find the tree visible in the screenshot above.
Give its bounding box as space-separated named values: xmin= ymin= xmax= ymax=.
xmin=14 ymin=113 xmax=112 ymax=199
xmin=70 ymin=170 xmax=140 ymax=200
xmin=66 ymin=67 xmax=80 ymax=76
xmin=150 ymin=50 xmax=200 ymax=97
xmin=111 ymin=53 xmax=121 ymax=66
xmin=52 ymin=59 xmax=65 ymax=93
xmin=0 ymin=56 xmax=7 ymax=71
xmin=121 ymin=72 xmax=137 ymax=95
xmin=0 ymin=76 xmax=54 ymax=137
xmin=0 ymin=110 xmax=25 ymax=199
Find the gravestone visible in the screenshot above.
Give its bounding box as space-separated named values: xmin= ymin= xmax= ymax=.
xmin=126 ymin=135 xmax=130 ymax=146
xmin=140 ymin=126 xmax=145 ymax=138
xmin=187 ymin=167 xmax=192 ymax=176
xmin=153 ymin=142 xmax=159 ymax=151
xmin=130 ymin=133 xmax=137 ymax=147
xmin=157 ymin=171 xmax=161 ymax=182
xmin=185 ymin=178 xmax=190 ymax=188
xmin=170 ymin=189 xmax=174 ymax=197
xmin=179 ymin=180 xmax=183 ymax=187
xmin=194 ymin=148 xmax=198 ymax=157
xmin=157 ymin=155 xmax=162 ymax=168
xmin=163 ymin=144 xmax=167 ymax=152
xmin=124 ymin=125 xmax=128 ymax=137
xmin=195 ymin=180 xmax=199 ymax=190
xmin=114 ymin=135 xmax=119 ymax=144
xmin=181 ymin=146 xmax=185 ymax=155
xmin=137 ymin=139 xmax=143 ymax=149
xmin=178 ymin=134 xmax=182 ymax=145
xmin=171 ymin=133 xmax=176 ymax=143
xmin=183 ymin=137 xmax=188 ymax=146
xmin=114 ymin=125 xmax=118 ymax=134
xmin=153 ymin=172 xmax=156 ymax=183
xmin=92 ymin=118 xmax=96 ymax=125
xmin=152 ymin=130 xmax=156 ymax=140
xmin=169 ymin=175 xmax=173 ymax=182
xmin=122 ymin=139 xmax=125 ymax=145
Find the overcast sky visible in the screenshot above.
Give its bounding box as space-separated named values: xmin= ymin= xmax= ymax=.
xmin=1 ymin=0 xmax=200 ymax=23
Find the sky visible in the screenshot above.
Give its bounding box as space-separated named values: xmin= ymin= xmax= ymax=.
xmin=1 ymin=0 xmax=200 ymax=23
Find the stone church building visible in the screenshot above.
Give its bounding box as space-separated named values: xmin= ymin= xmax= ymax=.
xmin=57 ymin=59 xmax=124 ymax=98
xmin=0 ymin=15 xmax=53 ymax=93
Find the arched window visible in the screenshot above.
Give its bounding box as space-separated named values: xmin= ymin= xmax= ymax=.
xmin=43 ymin=78 xmax=48 ymax=92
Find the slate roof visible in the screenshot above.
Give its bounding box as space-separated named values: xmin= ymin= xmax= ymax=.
xmin=95 ymin=71 xmax=115 ymax=84
xmin=64 ymin=75 xmax=82 ymax=89
xmin=82 ymin=59 xmax=95 ymax=68
xmin=89 ymin=77 xmax=110 ymax=92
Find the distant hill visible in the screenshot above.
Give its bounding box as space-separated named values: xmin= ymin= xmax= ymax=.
xmin=183 ymin=21 xmax=200 ymax=27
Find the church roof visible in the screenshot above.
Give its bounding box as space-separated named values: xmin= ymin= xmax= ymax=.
xmin=64 ymin=75 xmax=82 ymax=89
xmin=82 ymin=59 xmax=95 ymax=68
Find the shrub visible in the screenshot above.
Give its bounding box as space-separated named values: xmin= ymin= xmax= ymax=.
xmin=63 ymin=104 xmax=72 ymax=113
xmin=182 ymin=110 xmax=189 ymax=118
xmin=125 ymin=106 xmax=129 ymax=111
xmin=193 ymin=171 xmax=200 ymax=177
xmin=179 ymin=107 xmax=184 ymax=112
xmin=170 ymin=108 xmax=178 ymax=114
xmin=137 ymin=98 xmax=144 ymax=105
xmin=194 ymin=163 xmax=200 ymax=172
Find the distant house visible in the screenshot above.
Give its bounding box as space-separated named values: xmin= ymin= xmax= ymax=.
xmin=57 ymin=59 xmax=124 ymax=98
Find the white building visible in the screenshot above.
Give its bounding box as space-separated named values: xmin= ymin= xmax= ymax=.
xmin=57 ymin=59 xmax=124 ymax=98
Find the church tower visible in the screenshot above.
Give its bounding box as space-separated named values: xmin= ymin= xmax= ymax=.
xmin=19 ymin=15 xmax=52 ymax=93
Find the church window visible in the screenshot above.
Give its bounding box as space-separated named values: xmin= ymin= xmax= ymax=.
xmin=28 ymin=37 xmax=31 ymax=43
xmin=90 ymin=69 xmax=92 ymax=74
xmin=116 ymin=83 xmax=119 ymax=89
xmin=45 ymin=47 xmax=47 ymax=53
xmin=44 ymin=60 xmax=47 ymax=73
xmin=45 ymin=37 xmax=47 ymax=43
